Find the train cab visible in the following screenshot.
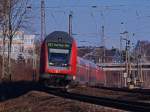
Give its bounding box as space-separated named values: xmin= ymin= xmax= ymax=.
xmin=40 ymin=31 xmax=77 ymax=87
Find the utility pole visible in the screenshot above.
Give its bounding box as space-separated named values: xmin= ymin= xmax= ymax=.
xmin=121 ymin=31 xmax=132 ymax=88
xmin=124 ymin=38 xmax=129 ymax=87
xmin=69 ymin=11 xmax=73 ymax=37
xmin=125 ymin=38 xmax=134 ymax=89
xmin=120 ymin=36 xmax=123 ymax=62
xmin=101 ymin=25 xmax=105 ymax=63
xmin=122 ymin=38 xmax=131 ymax=88
xmin=127 ymin=40 xmax=131 ymax=82
xmin=41 ymin=0 xmax=46 ymax=42
xmin=137 ymin=45 xmax=143 ymax=87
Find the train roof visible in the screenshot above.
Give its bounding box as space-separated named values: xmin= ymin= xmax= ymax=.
xmin=45 ymin=31 xmax=74 ymax=43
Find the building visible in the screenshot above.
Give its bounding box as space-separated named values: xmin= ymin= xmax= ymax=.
xmin=78 ymin=46 xmax=120 ymax=63
xmin=0 ymin=31 xmax=35 ymax=60
xmin=135 ymin=40 xmax=150 ymax=62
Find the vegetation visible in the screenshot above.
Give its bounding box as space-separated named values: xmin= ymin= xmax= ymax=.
xmin=0 ymin=0 xmax=31 ymax=81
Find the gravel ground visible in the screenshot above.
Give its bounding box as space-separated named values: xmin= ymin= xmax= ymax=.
xmin=0 ymin=91 xmax=126 ymax=112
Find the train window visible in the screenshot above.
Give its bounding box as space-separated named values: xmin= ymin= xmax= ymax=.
xmin=49 ymin=48 xmax=69 ymax=54
xmin=80 ymin=75 xmax=85 ymax=81
xmin=48 ymin=48 xmax=71 ymax=67
xmin=90 ymin=76 xmax=96 ymax=82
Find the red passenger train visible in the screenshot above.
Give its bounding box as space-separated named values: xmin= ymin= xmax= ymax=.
xmin=40 ymin=31 xmax=105 ymax=87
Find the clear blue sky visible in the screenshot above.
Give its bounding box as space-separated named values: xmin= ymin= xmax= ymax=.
xmin=31 ymin=0 xmax=150 ymax=48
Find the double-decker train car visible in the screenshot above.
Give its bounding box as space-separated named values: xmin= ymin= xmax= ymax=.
xmin=40 ymin=31 xmax=105 ymax=87
xmin=76 ymin=57 xmax=105 ymax=86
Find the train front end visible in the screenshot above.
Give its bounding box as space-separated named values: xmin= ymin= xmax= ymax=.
xmin=40 ymin=31 xmax=77 ymax=87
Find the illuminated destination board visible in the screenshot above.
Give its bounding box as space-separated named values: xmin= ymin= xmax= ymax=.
xmin=47 ymin=42 xmax=71 ymax=49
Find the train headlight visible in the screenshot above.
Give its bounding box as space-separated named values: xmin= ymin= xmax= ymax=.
xmin=73 ymin=76 xmax=76 ymax=80
xmin=49 ymin=62 xmax=54 ymax=66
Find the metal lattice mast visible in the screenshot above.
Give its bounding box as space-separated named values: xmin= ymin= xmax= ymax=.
xmin=41 ymin=0 xmax=46 ymax=42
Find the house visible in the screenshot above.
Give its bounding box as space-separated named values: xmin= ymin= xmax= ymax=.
xmin=0 ymin=31 xmax=35 ymax=60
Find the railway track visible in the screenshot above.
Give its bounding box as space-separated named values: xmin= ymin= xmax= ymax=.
xmin=40 ymin=86 xmax=150 ymax=112
xmin=98 ymin=86 xmax=150 ymax=95
xmin=1 ymin=82 xmax=150 ymax=112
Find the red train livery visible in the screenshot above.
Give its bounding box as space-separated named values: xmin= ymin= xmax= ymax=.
xmin=40 ymin=31 xmax=105 ymax=87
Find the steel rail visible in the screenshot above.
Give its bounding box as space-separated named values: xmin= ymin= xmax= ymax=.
xmin=40 ymin=87 xmax=150 ymax=112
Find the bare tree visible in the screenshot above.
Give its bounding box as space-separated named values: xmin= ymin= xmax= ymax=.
xmin=0 ymin=0 xmax=8 ymax=81
xmin=0 ymin=0 xmax=30 ymax=81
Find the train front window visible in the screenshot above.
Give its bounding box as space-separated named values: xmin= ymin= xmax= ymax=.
xmin=48 ymin=48 xmax=70 ymax=67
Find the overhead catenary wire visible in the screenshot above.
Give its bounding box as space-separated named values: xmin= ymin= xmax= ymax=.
xmin=34 ymin=1 xmax=150 ymax=48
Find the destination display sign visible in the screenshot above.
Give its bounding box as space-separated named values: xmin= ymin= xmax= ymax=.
xmin=47 ymin=42 xmax=71 ymax=49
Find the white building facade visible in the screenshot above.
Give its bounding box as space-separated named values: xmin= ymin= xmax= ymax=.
xmin=0 ymin=31 xmax=35 ymax=60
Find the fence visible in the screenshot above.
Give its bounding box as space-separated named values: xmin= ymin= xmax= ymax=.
xmin=104 ymin=69 xmax=150 ymax=89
